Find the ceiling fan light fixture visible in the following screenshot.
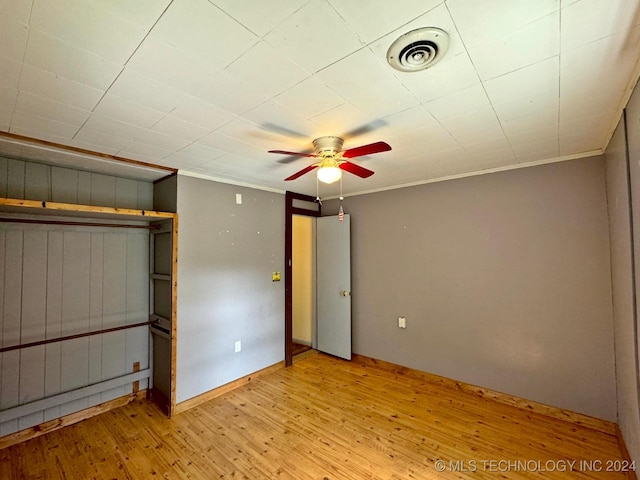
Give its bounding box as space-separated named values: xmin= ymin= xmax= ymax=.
xmin=317 ymin=165 xmax=342 ymax=184
xmin=387 ymin=27 xmax=450 ymax=72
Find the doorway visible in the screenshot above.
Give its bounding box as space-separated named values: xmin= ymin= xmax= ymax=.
xmin=285 ymin=191 xmax=353 ymax=365
xmin=285 ymin=191 xmax=320 ymax=366
xmin=292 ymin=214 xmax=315 ymax=357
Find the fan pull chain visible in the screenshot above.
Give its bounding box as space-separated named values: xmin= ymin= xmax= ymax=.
xmin=316 ymin=175 xmax=322 ymax=205
xmin=338 ymin=177 xmax=344 ymax=222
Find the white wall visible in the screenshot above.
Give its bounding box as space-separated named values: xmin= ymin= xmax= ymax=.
xmin=175 ymin=175 xmax=284 ymax=403
xmin=325 ymin=157 xmax=616 ymax=421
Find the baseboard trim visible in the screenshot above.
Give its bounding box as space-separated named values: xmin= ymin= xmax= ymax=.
xmin=615 ymin=424 xmax=639 ymax=480
xmin=173 ymin=361 xmax=286 ymax=415
xmin=0 ymin=390 xmax=146 ymax=450
xmin=351 ymin=354 xmax=617 ymax=436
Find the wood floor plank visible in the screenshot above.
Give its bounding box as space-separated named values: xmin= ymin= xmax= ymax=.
xmin=0 ymin=353 xmax=633 ymax=479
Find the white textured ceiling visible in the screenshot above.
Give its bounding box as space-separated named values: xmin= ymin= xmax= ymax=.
xmin=1 ymin=0 xmax=639 ymax=196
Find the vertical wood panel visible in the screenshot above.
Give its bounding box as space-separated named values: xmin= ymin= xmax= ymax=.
xmin=115 ymin=178 xmax=138 ymax=209
xmin=51 ymin=167 xmax=79 ymax=204
xmin=90 ymin=174 xmax=116 ymax=207
xmin=137 ymin=181 xmax=153 ymax=210
xmin=101 ymin=233 xmax=127 ymax=401
xmin=7 ymin=159 xmax=25 ymax=199
xmin=0 ymin=157 xmax=9 ymax=197
xmin=43 ymin=231 xmax=63 ymax=422
xmin=0 ymin=213 xmax=157 ymax=432
xmin=24 ymin=163 xmax=51 ymax=201
xmin=87 ymin=233 xmax=104 ymax=406
xmin=1 ymin=230 xmax=22 ymax=435
xmin=126 ymin=233 xmax=149 ymax=391
xmin=18 ymin=230 xmax=47 ymax=429
xmin=77 ymin=171 xmax=91 ymax=205
xmin=59 ymin=232 xmax=91 ymax=415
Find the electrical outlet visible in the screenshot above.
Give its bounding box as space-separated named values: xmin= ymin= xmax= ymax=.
xmin=235 ymin=340 xmax=241 ymax=352
xmin=398 ymin=317 xmax=406 ymax=329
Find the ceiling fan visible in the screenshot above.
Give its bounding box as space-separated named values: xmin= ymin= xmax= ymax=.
xmin=269 ymin=136 xmax=392 ymax=183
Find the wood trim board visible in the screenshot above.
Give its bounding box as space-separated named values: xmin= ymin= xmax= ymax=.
xmin=173 ymin=361 xmax=285 ymax=415
xmin=0 ymin=390 xmax=147 ymax=450
xmin=284 ymin=191 xmax=320 ymax=367
xmin=351 ymin=354 xmax=617 ymax=436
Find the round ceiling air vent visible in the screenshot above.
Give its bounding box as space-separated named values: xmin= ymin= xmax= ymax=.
xmin=386 ymin=27 xmax=450 ymax=72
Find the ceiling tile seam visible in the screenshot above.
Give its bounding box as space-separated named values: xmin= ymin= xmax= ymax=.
xmin=442 ymin=1 xmax=515 ymax=162
xmin=222 ymin=39 xmax=314 ymax=97
xmin=205 ymin=0 xmax=268 ymax=41
xmin=213 ymin=0 xmax=311 ymax=39
xmin=475 ymin=51 xmax=561 ymax=86
xmin=324 ymin=0 xmax=369 ymax=46
xmin=557 ymin=5 xmax=563 ymax=157
xmin=151 ymin=126 xmax=225 ymax=164
xmin=473 ymin=8 xmax=562 ymax=52
xmin=8 ymin=0 xmax=37 ymax=136
xmin=332 ymin=0 xmax=447 ymax=49
xmin=598 ymin=48 xmax=640 ymax=155
xmin=481 ymin=63 xmax=561 ymax=162
xmin=447 ymin=19 xmax=562 ymax=162
xmin=201 ymin=1 xmax=263 ymax=73
xmin=268 ymin=76 xmax=348 ymax=122
xmin=71 ymin=0 xmax=176 ymax=142
xmin=293 ymin=45 xmax=424 ymax=123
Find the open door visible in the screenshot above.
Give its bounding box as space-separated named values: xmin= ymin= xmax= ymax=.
xmin=316 ymin=214 xmax=352 ymax=360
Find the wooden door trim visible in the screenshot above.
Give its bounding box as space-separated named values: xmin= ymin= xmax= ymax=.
xmin=285 ymin=191 xmax=320 ymax=366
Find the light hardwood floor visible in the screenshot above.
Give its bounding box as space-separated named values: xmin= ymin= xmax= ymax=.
xmin=1 ymin=353 xmax=634 ymax=479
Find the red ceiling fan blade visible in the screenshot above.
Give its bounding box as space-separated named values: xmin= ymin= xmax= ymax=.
xmin=339 ymin=161 xmax=375 ymax=178
xmin=342 ymin=141 xmax=391 ymax=159
xmin=284 ymin=164 xmax=319 ymax=181
xmin=268 ymin=149 xmax=318 ymax=158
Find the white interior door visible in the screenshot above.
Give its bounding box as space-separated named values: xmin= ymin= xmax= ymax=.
xmin=316 ymin=214 xmax=351 ymax=360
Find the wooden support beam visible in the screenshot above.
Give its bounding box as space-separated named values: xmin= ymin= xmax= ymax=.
xmin=132 ymin=362 xmax=141 ymax=394
xmin=0 ymin=217 xmax=160 ymax=229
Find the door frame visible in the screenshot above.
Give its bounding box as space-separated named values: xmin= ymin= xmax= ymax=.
xmin=285 ymin=191 xmax=321 ymax=366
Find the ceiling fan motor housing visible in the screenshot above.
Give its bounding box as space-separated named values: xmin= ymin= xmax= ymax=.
xmin=313 ymin=136 xmax=344 ymax=157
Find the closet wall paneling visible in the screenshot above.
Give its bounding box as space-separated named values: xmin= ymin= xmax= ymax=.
xmin=0 ymin=222 xmax=150 ymax=436
xmin=0 ymin=157 xmax=153 ymax=210
xmin=0 ymin=157 xmax=177 ymax=445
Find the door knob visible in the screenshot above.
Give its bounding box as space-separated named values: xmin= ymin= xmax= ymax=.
xmin=341 ymin=290 xmax=351 ymax=297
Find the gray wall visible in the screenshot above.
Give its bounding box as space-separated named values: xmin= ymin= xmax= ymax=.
xmin=0 ymin=156 xmax=153 ymax=210
xmin=175 ymin=175 xmax=284 ymax=403
xmin=153 ymin=174 xmax=177 ymax=213
xmin=325 ymin=157 xmax=616 ymax=421
xmin=606 ymin=85 xmax=640 ymax=461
